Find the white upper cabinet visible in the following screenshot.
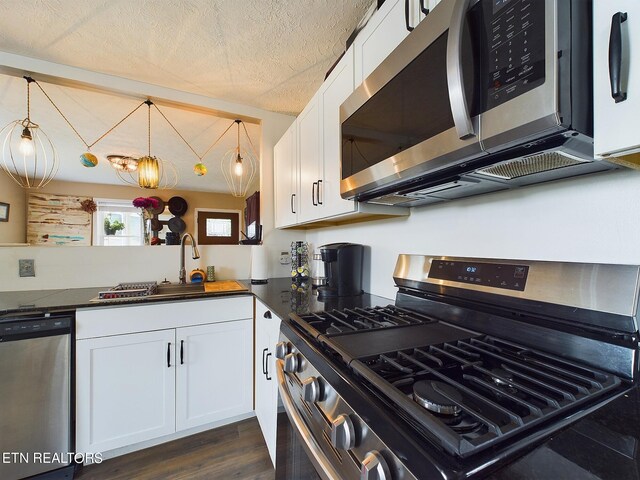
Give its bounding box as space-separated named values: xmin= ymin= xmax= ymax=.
xmin=594 ymin=1 xmax=640 ymax=157
xmin=273 ymin=3 xmax=413 ymax=229
xmin=319 ymin=48 xmax=357 ymax=218
xmin=353 ymin=0 xmax=425 ymax=86
xmin=274 ymin=122 xmax=298 ymax=228
xmin=297 ymin=94 xmax=322 ymax=224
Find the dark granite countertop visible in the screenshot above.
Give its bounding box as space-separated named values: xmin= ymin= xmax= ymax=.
xmin=0 ymin=278 xmax=393 ymax=320
xmin=247 ymin=278 xmax=392 ymax=320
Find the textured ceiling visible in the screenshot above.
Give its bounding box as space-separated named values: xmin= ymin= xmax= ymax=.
xmin=0 ymin=0 xmax=372 ymax=115
xmin=0 ymin=74 xmax=261 ymax=192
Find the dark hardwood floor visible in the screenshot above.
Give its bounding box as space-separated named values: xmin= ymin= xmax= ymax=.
xmin=75 ymin=418 xmax=275 ymax=480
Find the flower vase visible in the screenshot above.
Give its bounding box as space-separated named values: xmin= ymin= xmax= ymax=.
xmin=142 ymin=211 xmax=152 ymax=246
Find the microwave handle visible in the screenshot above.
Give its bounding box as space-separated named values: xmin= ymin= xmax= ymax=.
xmin=446 ymin=0 xmax=475 ymax=139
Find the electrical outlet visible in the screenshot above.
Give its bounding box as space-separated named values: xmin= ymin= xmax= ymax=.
xmin=280 ymin=251 xmax=290 ymax=265
xmin=19 ymin=259 xmax=35 ymax=277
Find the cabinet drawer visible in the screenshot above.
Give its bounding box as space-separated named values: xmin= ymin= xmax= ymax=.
xmin=77 ymin=296 xmax=253 ymax=339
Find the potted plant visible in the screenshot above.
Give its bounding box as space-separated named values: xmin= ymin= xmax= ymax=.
xmin=104 ymin=217 xmax=125 ymax=236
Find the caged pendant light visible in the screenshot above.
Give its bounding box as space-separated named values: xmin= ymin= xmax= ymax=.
xmin=116 ymin=100 xmax=177 ymax=190
xmin=0 ymin=76 xmax=59 ymax=189
xmin=221 ymin=120 xmax=257 ymax=198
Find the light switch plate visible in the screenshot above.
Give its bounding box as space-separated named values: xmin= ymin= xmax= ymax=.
xmin=19 ymin=259 xmax=35 ymax=277
xmin=280 ymin=252 xmax=290 ymax=265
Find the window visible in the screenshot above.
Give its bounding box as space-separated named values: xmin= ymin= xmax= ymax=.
xmin=93 ymin=199 xmax=144 ymax=246
xmin=196 ymin=210 xmax=240 ymax=245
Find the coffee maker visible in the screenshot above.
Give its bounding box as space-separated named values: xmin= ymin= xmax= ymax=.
xmin=317 ymin=243 xmax=364 ymax=298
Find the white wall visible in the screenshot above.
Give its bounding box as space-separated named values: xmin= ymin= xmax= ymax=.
xmin=0 ymin=172 xmax=26 ymax=244
xmin=306 ymin=169 xmax=640 ymax=300
xmin=0 ymin=245 xmax=252 ymax=291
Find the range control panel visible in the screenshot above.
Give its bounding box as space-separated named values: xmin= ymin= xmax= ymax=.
xmin=484 ymin=0 xmax=546 ymax=110
xmin=429 ymin=260 xmax=529 ymax=291
xmin=0 ymin=316 xmax=71 ymax=339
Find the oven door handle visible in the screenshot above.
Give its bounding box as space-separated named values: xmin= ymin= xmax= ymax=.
xmin=276 ymin=359 xmax=341 ymax=480
xmin=446 ymin=0 xmax=475 ymax=139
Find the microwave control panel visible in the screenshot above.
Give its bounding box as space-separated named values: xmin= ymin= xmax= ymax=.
xmin=428 ymin=260 xmax=529 ymax=291
xmin=484 ymin=0 xmax=546 ymax=110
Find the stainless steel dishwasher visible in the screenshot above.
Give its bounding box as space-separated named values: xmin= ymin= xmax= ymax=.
xmin=0 ymin=313 xmax=74 ymax=480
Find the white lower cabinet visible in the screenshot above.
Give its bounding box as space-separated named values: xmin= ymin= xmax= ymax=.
xmin=254 ymin=299 xmax=281 ymax=467
xmin=176 ymin=320 xmax=253 ymax=431
xmin=76 ymin=297 xmax=253 ymax=456
xmin=76 ymin=329 xmax=176 ymax=453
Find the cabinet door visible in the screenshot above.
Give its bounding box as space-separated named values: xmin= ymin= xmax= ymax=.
xmin=176 ymin=319 xmax=253 ymax=431
xmin=254 ymin=300 xmax=281 ymax=467
xmin=594 ymin=1 xmax=640 ymax=157
xmin=274 ymin=122 xmax=298 ymax=228
xmin=319 ymin=48 xmax=357 ymax=219
xmin=297 ymin=94 xmax=322 ymax=223
xmin=76 ymin=329 xmax=176 ymax=453
xmin=353 ymin=0 xmax=417 ymax=86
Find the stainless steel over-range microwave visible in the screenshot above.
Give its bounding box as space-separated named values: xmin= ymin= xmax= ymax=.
xmin=340 ymin=0 xmax=614 ymax=207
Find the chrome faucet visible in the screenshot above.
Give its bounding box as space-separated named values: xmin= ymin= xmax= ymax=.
xmin=179 ymin=233 xmax=200 ymax=284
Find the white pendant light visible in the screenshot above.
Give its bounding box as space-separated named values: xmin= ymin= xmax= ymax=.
xmin=221 ymin=120 xmax=257 ymax=197
xmin=0 ymin=76 xmax=59 ymax=189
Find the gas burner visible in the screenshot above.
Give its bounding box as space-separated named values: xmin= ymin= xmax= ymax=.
xmin=441 ymin=412 xmax=483 ymax=434
xmin=413 ymin=380 xmax=463 ymax=416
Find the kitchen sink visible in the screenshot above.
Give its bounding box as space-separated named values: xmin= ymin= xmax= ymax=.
xmin=93 ymin=282 xmax=205 ymax=302
xmin=152 ymin=283 xmax=205 ymax=297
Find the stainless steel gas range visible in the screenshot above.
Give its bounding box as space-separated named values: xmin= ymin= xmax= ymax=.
xmin=274 ymin=255 xmax=640 ymax=480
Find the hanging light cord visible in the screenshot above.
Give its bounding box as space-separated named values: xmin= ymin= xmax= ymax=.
xmin=153 ymin=103 xmax=202 ymax=161
xmin=153 ymin=102 xmax=238 ymax=162
xmin=26 ymin=77 xmax=31 ymax=120
xmin=31 ymin=77 xmax=146 ymax=151
xmin=146 ymin=100 xmax=152 ymax=156
xmin=23 ymin=76 xmax=256 ymax=162
xmin=241 ymin=121 xmax=259 ymax=159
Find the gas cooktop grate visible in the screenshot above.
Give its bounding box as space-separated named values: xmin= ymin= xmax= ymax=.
xmin=293 ymin=305 xmax=436 ymax=337
xmin=351 ymin=335 xmax=623 ymax=458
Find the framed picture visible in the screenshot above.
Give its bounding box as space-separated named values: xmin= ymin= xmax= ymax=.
xmin=0 ymin=202 xmax=8 ymax=222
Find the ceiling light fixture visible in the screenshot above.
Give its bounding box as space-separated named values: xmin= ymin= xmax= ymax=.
xmin=107 ymin=155 xmax=138 ymax=172
xmin=0 ymin=76 xmax=59 ymax=189
xmin=221 ymin=120 xmax=257 ymax=198
xmin=116 ymin=100 xmax=178 ymax=190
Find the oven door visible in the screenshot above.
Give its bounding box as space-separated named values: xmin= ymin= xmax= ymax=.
xmin=340 ymin=0 xmax=485 ymax=200
xmin=275 ymin=359 xmax=341 ymax=480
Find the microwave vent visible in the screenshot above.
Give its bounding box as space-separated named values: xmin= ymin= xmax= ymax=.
xmin=475 ymin=152 xmax=589 ymax=180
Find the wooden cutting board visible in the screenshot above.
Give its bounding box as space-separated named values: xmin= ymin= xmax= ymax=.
xmin=204 ymin=280 xmax=248 ymax=293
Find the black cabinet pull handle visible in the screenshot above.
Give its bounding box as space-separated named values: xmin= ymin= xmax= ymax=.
xmin=609 ymin=12 xmax=628 ymax=103
xmin=167 ymin=342 xmax=171 ymax=368
xmin=312 ymin=182 xmax=318 ymax=206
xmin=180 ymin=340 xmax=184 ymax=365
xmin=264 ymin=310 xmax=272 ymax=319
xmin=405 ymin=0 xmax=414 ymax=32
xmin=262 ymin=347 xmax=268 ymax=375
xmin=290 ymin=193 xmax=296 ymax=214
xmin=317 ymin=180 xmax=323 ymax=205
xmin=265 ymin=352 xmax=272 ymax=380
xmin=419 ymin=0 xmax=429 ymax=16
